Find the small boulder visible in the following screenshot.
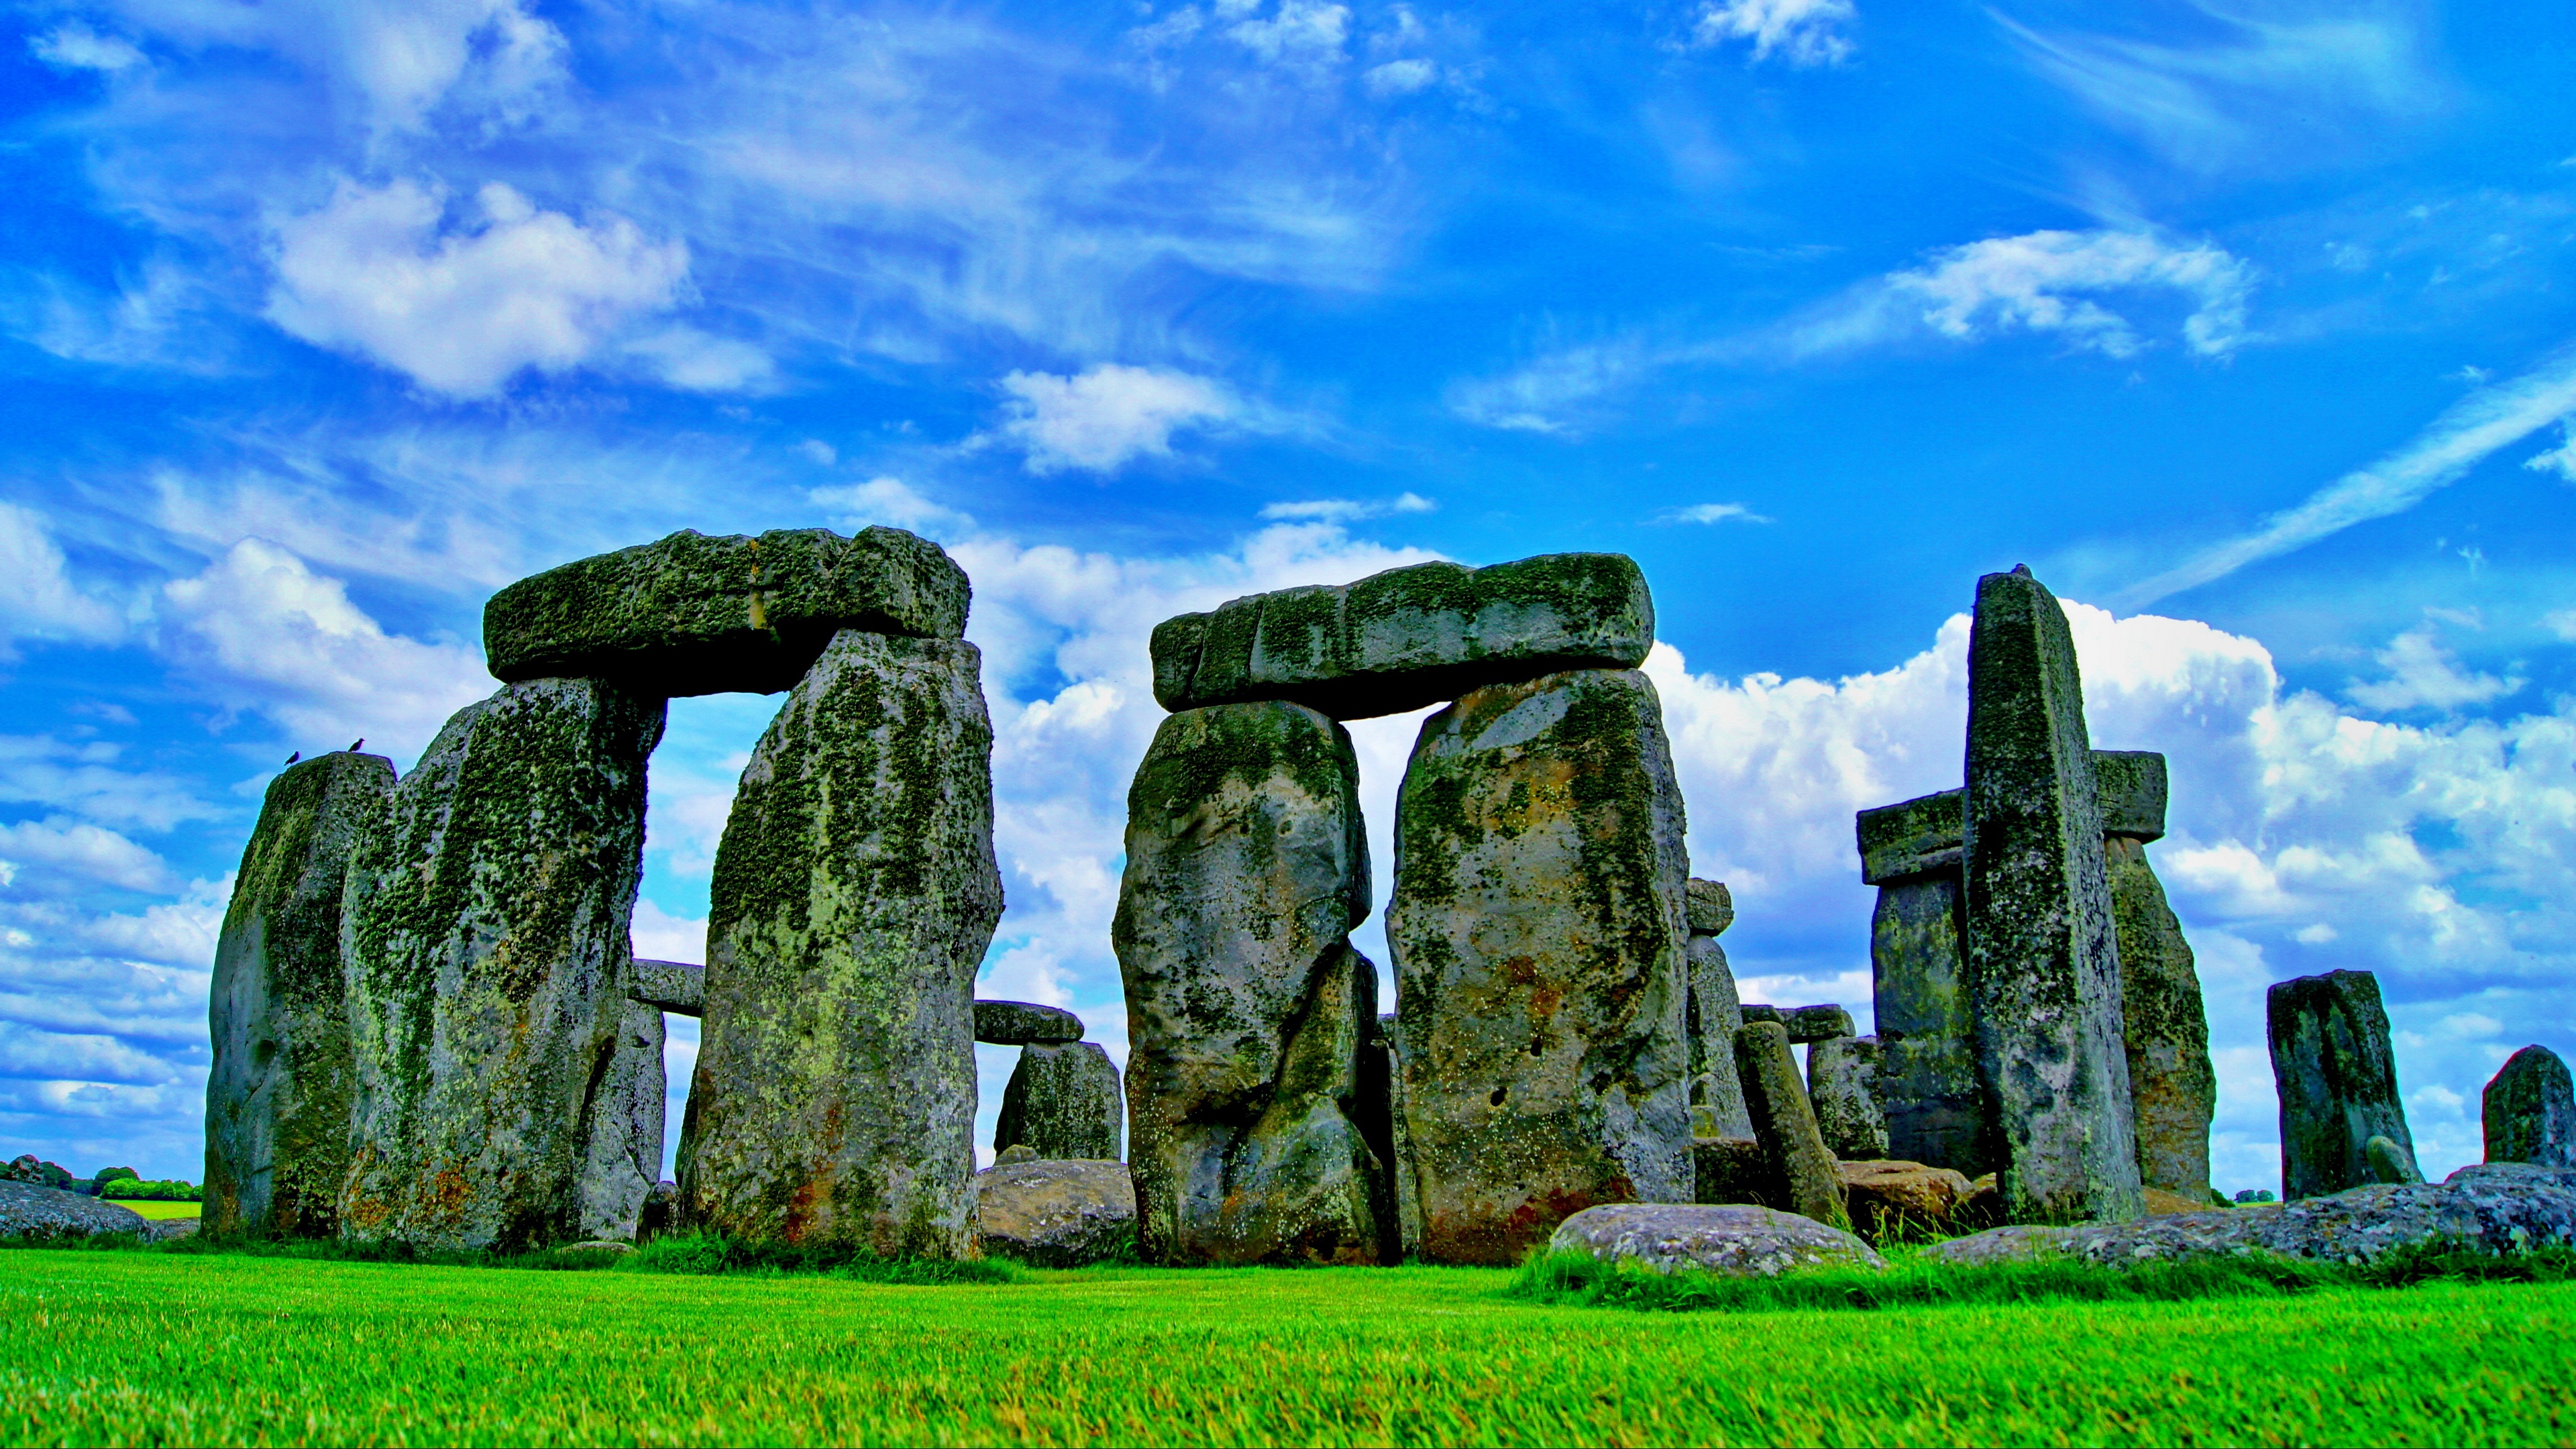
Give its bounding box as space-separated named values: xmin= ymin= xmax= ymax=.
xmin=1548 ymin=1203 xmax=1885 ymax=1277
xmin=1835 ymin=1160 xmax=1973 ymax=1238
xmin=973 ymin=1000 xmax=1085 ymax=1046
xmin=2365 ymin=1134 xmax=2424 ymax=1186
xmin=974 ymin=1159 xmax=1136 ymax=1267
xmin=0 ymin=1181 xmax=149 ymax=1240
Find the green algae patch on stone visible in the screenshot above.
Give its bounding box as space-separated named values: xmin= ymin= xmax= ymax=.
xmin=340 ymin=679 xmax=664 ymax=1252
xmin=2106 ymin=833 xmax=2214 ymax=1201
xmin=2485 ymin=1046 xmax=2576 ymax=1169
xmin=2092 ymin=750 xmax=2168 ymax=843
xmin=679 ymin=630 xmax=1001 ymax=1257
xmin=2268 ymin=969 xmax=2416 ymax=1202
xmin=484 ymin=527 xmax=969 ymax=697
xmin=996 ymin=1042 xmax=1122 ymax=1161
xmin=205 ymin=751 xmax=396 ymax=1240
xmin=1150 ymin=552 xmax=1654 ymax=720
xmin=1386 ymin=667 xmax=1693 ymax=1265
xmin=1868 ymin=870 xmax=1985 ymax=1177
xmin=1113 ymin=700 xmax=1385 ymax=1265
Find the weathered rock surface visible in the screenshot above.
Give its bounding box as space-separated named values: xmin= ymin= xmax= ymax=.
xmin=2141 ymin=1187 xmax=2208 ymax=1216
xmin=1927 ymin=1163 xmax=2576 ymax=1267
xmin=1 ymin=1157 xmax=72 ymax=1189
xmin=2269 ymin=969 xmax=2416 ymax=1201
xmin=1151 ymin=553 xmax=1654 ymax=720
xmin=1835 ymin=1160 xmax=1975 ymax=1240
xmin=1807 ymin=1036 xmax=1890 ymax=1161
xmin=1114 ymin=700 xmax=1385 ymax=1265
xmin=1388 ymin=667 xmax=1693 ymax=1264
xmin=1781 ymin=1005 xmax=1856 ymax=1046
xmin=1864 ymin=863 xmax=1983 ymax=1177
xmin=974 ymin=1000 xmax=1085 ymax=1045
xmin=0 ymin=1181 xmax=149 ymax=1240
xmin=2485 ymin=1046 xmax=2575 ymax=1169
xmin=973 ymin=1159 xmax=1137 ymax=1267
xmin=1373 ymin=1014 xmax=1425 ymax=1262
xmin=2106 ymin=829 xmax=2214 ymax=1202
xmin=207 ymin=750 xmax=394 ymax=1240
xmin=633 ymin=960 xmax=704 ymax=1016
xmin=341 ymin=678 xmax=663 ymax=1250
xmin=1960 ymin=566 xmax=2141 ymax=1224
xmin=2365 ymin=1134 xmax=2424 ymax=1185
xmin=680 ymin=630 xmax=1001 ymax=1256
xmin=1682 ymin=878 xmax=1754 ymax=1142
xmin=580 ymin=998 xmax=666 ymax=1242
xmin=996 ymin=1042 xmax=1122 ymax=1161
xmin=1735 ymin=1021 xmax=1849 ymax=1231
xmin=484 ymin=527 xmax=969 ymax=696
xmin=1684 ymin=877 xmax=1734 ymax=936
xmin=1692 ymin=1136 xmax=1771 ymax=1207
xmin=1549 ymin=1203 xmax=1884 ymax=1277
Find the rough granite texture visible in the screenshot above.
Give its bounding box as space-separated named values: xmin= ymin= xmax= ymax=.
xmin=1684 ymin=934 xmax=1754 ymax=1140
xmin=1113 ymin=700 xmax=1385 ymax=1266
xmin=1858 ymin=753 xmax=2165 ymax=885
xmin=205 ymin=750 xmax=395 ymax=1240
xmin=679 ymin=631 xmax=1002 ymax=1256
xmin=1150 ymin=553 xmax=1654 ymax=720
xmin=1781 ymin=1005 xmax=1855 ymax=1045
xmin=1375 ymin=1014 xmax=1426 ymax=1262
xmin=633 ymin=960 xmax=704 ymax=1016
xmin=1548 ymin=1203 xmax=1884 ymax=1277
xmin=1388 ymin=667 xmax=1693 ymax=1265
xmin=580 ymin=998 xmax=666 ymax=1242
xmin=1735 ymin=1021 xmax=1849 ymax=1230
xmin=1960 ymin=567 xmax=2142 ymax=1225
xmin=995 ymin=1042 xmax=1122 ymax=1161
xmin=341 ymin=678 xmax=663 ymax=1251
xmin=1683 ymin=878 xmax=1734 ymax=936
xmin=2485 ymin=1046 xmax=2576 ymax=1169
xmin=1867 ymin=870 xmax=1985 ymax=1177
xmin=1807 ymin=1036 xmax=1890 ymax=1161
xmin=973 ymin=1001 xmax=1085 ymax=1045
xmin=972 ymin=1159 xmax=1136 ymax=1267
xmin=0 ymin=1181 xmax=150 ymax=1240
xmin=1926 ymin=1163 xmax=2576 ymax=1267
xmin=2268 ymin=969 xmax=2417 ymax=1202
xmin=2105 ymin=833 xmax=2214 ymax=1201
xmin=1691 ymin=1136 xmax=1771 ymax=1208
xmin=1836 ymin=1160 xmax=1976 ymax=1240
xmin=484 ymin=527 xmax=969 ymax=696
xmin=2365 ymin=1134 xmax=2423 ymax=1185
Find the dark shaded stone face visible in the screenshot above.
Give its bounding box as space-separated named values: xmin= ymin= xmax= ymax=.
xmin=205 ymin=750 xmax=394 ymax=1242
xmin=1149 ymin=553 xmax=1654 ymax=720
xmin=995 ymin=1042 xmax=1122 ymax=1160
xmin=2267 ymin=968 xmax=2416 ymax=1201
xmin=483 ymin=527 xmax=969 ymax=697
xmin=633 ymin=960 xmax=705 ymax=1016
xmin=678 ymin=631 xmax=1000 ymax=1257
xmin=1733 ymin=1022 xmax=1848 ymax=1232
xmin=973 ymin=1000 xmax=1085 ymax=1045
xmin=2485 ymin=1046 xmax=2576 ymax=1169
xmin=1868 ymin=871 xmax=1986 ymax=1178
xmin=1807 ymin=1036 xmax=1889 ymax=1161
xmin=1387 ymin=667 xmax=1692 ymax=1265
xmin=1684 ymin=934 xmax=1753 ymax=1140
xmin=2106 ymin=835 xmax=2214 ymax=1200
xmin=1781 ymin=1005 xmax=1855 ymax=1044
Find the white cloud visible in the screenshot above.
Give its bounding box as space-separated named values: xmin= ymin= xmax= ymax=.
xmin=1820 ymin=229 xmax=2257 ymax=361
xmin=2294 ymin=922 xmax=2339 ymax=945
xmin=810 ymin=477 xmax=977 ymax=540
xmin=266 ymin=179 xmax=689 ymax=398
xmin=0 ymin=818 xmax=177 ymax=895
xmin=1693 ymin=0 xmax=1857 ymax=67
xmin=2544 ymin=608 xmax=2576 ymax=643
xmin=1226 ymin=1 xmax=1351 ymax=70
xmin=1364 ymin=58 xmax=1437 ymax=96
xmin=997 ymin=364 xmax=1237 ymax=474
xmin=0 ymin=504 xmax=123 ymax=657
xmin=618 ymin=327 xmax=774 ymax=394
xmin=0 ymin=736 xmax=213 ymax=833
xmin=796 ymin=439 xmax=838 ymax=466
xmin=1258 ymin=493 xmax=1435 ymax=522
xmin=2528 ymin=419 xmax=2576 ymax=482
xmin=2345 ymin=623 xmax=2524 ymax=713
xmin=630 ymin=900 xmax=709 ymax=966
xmin=1658 ymin=502 xmax=1769 ymax=525
xmin=30 ymin=24 xmax=146 ymax=73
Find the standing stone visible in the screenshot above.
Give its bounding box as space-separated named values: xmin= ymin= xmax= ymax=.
xmin=2485 ymin=1046 xmax=2576 ymax=1168
xmin=580 ymin=999 xmax=667 ymax=1242
xmin=341 ymin=679 xmax=663 ymax=1250
xmin=679 ymin=630 xmax=1002 ymax=1255
xmin=1684 ymin=879 xmax=1755 ymax=1140
xmin=205 ymin=751 xmax=395 ymax=1240
xmin=1374 ymin=1014 xmax=1426 ymax=1261
xmin=1388 ymin=667 xmax=1693 ymax=1265
xmin=995 ymin=1043 xmax=1122 ymax=1161
xmin=1860 ymin=788 xmax=1983 ymax=1177
xmin=2267 ymin=969 xmax=2418 ymax=1201
xmin=2100 ymin=762 xmax=2214 ymax=1203
xmin=1960 ymin=566 xmax=2141 ymax=1224
xmin=1734 ymin=1022 xmax=1848 ymax=1231
xmin=1114 ymin=700 xmax=1385 ymax=1265
xmin=1807 ymin=1036 xmax=1890 ymax=1161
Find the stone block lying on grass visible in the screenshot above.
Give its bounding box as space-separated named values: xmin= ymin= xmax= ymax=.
xmin=974 ymin=1159 xmax=1136 ymax=1267
xmin=1923 ymin=1163 xmax=2576 ymax=1267
xmin=1548 ymin=1203 xmax=1884 ymax=1277
xmin=0 ymin=1181 xmax=149 ymax=1240
xmin=1835 ymin=1161 xmax=1974 ymax=1239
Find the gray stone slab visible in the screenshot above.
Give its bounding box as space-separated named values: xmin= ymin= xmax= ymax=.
xmin=2107 ymin=835 xmax=2214 ymax=1200
xmin=484 ymin=527 xmax=969 ymax=697
xmin=973 ymin=1158 xmax=1136 ymax=1267
xmin=2092 ymin=751 xmax=2168 ymax=843
xmin=1548 ymin=1202 xmax=1884 ymax=1277
xmin=633 ymin=960 xmax=704 ymax=1016
xmin=996 ymin=1042 xmax=1122 ymax=1161
xmin=2485 ymin=1046 xmax=2576 ymax=1169
xmin=2268 ymin=968 xmax=2416 ymax=1201
xmin=0 ymin=1181 xmax=149 ymax=1241
xmin=679 ymin=631 xmax=1001 ymax=1256
xmin=205 ymin=750 xmax=394 ymax=1240
xmin=974 ymin=1000 xmax=1085 ymax=1044
xmin=1734 ymin=1021 xmax=1848 ymax=1231
xmin=1782 ymin=1005 xmax=1854 ymax=1044
xmin=1685 ymin=933 xmax=1754 ymax=1140
xmin=580 ymin=998 xmax=666 ymax=1242
xmin=1807 ymin=1035 xmax=1889 ymax=1161
xmin=1868 ymin=870 xmax=1986 ymax=1178
xmin=1858 ymin=752 xmax=2165 ymax=886
xmin=1150 ymin=553 xmax=1654 ymax=720
xmin=1375 ymin=1014 xmax=1426 ymax=1263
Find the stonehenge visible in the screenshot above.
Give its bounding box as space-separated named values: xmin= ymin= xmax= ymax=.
xmin=2269 ymin=969 xmax=2418 ymax=1200
xmin=2485 ymin=1046 xmax=2575 ymax=1169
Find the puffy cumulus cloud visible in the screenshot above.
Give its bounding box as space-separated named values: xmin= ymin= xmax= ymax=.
xmin=1692 ymin=0 xmax=1858 ymax=68
xmin=811 ymin=477 xmax=977 ymax=541
xmin=0 ymin=818 xmax=178 ymax=895
xmin=0 ymin=504 xmax=124 ymax=658
xmin=266 ymin=179 xmax=690 ymax=397
xmin=1806 ymin=229 xmax=2258 ymax=362
xmin=996 ymin=364 xmax=1238 ymax=474
xmin=2343 ymin=622 xmax=2524 ymax=714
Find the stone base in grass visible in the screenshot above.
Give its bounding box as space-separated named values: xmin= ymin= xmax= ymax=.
xmin=974 ymin=1159 xmax=1136 ymax=1268
xmin=1548 ymin=1203 xmax=1885 ymax=1277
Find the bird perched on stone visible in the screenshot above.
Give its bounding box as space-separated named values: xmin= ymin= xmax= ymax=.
xmin=284 ymin=751 xmax=301 ymax=765
xmin=347 ymin=738 xmax=364 ymax=752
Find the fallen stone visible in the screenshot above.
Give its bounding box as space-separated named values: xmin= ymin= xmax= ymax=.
xmin=1736 ymin=1021 xmax=1849 ymax=1231
xmin=996 ymin=1144 xmax=1038 ymax=1165
xmin=680 ymin=631 xmax=1001 ymax=1256
xmin=2485 ymin=1046 xmax=2575 ymax=1169
xmin=1693 ymin=1135 xmax=1771 ymax=1207
xmin=2142 ymin=1187 xmax=2208 ymax=1216
xmin=206 ymin=750 xmax=395 ymax=1241
xmin=1548 ymin=1203 xmax=1884 ymax=1277
xmin=1151 ymin=553 xmax=1654 ymax=720
xmin=1114 ymin=700 xmax=1385 ymax=1265
xmin=633 ymin=960 xmax=704 ymax=1016
xmin=1962 ymin=566 xmax=2141 ymax=1224
xmin=2268 ymin=969 xmax=2418 ymax=1201
xmin=144 ymin=1218 xmax=201 ymax=1244
xmin=1387 ymin=667 xmax=1693 ymax=1263
xmin=2106 ymin=810 xmax=2215 ymax=1203
xmin=1807 ymin=1036 xmax=1890 ymax=1161
xmin=342 ymin=678 xmax=664 ymax=1252
xmin=1835 ymin=1160 xmax=1974 ymax=1239
xmin=1780 ymin=1005 xmax=1855 ymax=1046
xmin=1926 ymin=1163 xmax=2576 ymax=1267
xmin=484 ymin=527 xmax=969 ymax=696
xmin=996 ymin=1042 xmax=1122 ymax=1161
xmin=2365 ymin=1135 xmax=2424 ymax=1185
xmin=559 ymin=1239 xmax=635 ymax=1255
xmin=0 ymin=1181 xmax=148 ymax=1240
xmin=974 ymin=1000 xmax=1085 ymax=1045
xmin=974 ymin=1159 xmax=1137 ymax=1267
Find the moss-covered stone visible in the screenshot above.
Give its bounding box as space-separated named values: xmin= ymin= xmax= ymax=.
xmin=995 ymin=1042 xmax=1122 ymax=1161
xmin=204 ymin=751 xmax=396 ymax=1240
xmin=1733 ymin=1021 xmax=1849 ymax=1231
xmin=632 ymin=960 xmax=704 ymax=1016
xmin=483 ymin=527 xmax=969 ymax=696
xmin=1112 ymin=700 xmax=1385 ymax=1265
xmin=1806 ymin=1035 xmax=1889 ymax=1161
xmin=1682 ymin=919 xmax=1754 ymax=1141
xmin=973 ymin=1000 xmax=1084 ymax=1044
xmin=678 ymin=630 xmax=1001 ymax=1256
xmin=1868 ymin=871 xmax=1986 ymax=1176
xmin=340 ymin=679 xmax=663 ymax=1251
xmin=2267 ymin=969 xmax=2416 ymax=1201
xmin=580 ymin=998 xmax=667 ymax=1242
xmin=2485 ymin=1046 xmax=2575 ymax=1168
xmin=1386 ymin=667 xmax=1693 ymax=1265
xmin=1150 ymin=553 xmax=1654 ymax=720
xmin=2106 ymin=834 xmax=2214 ymax=1200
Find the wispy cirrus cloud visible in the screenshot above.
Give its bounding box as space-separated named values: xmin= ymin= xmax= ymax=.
xmin=1691 ymin=0 xmax=1858 ymax=67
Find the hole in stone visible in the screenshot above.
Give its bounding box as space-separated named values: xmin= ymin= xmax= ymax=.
xmin=1528 ymin=1032 xmax=1544 ymax=1057
xmin=1489 ymin=1086 xmax=1507 ymax=1106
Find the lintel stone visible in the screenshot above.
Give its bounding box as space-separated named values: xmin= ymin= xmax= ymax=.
xmin=1858 ymin=752 xmax=2168 ymax=885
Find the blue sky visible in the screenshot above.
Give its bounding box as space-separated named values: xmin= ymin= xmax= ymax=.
xmin=1 ymin=0 xmax=2571 ymax=1195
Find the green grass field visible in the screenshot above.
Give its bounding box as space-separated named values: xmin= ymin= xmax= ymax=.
xmin=1 ymin=1249 xmax=2569 ymax=1446
xmin=100 ymin=1201 xmax=198 ymax=1221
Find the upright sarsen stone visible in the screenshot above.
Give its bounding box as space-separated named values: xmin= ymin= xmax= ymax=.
xmin=1961 ymin=567 xmax=2141 ymax=1224
xmin=1684 ymin=879 xmax=1754 ymax=1140
xmin=205 ymin=751 xmax=395 ymax=1240
xmin=580 ymin=1000 xmax=666 ymax=1242
xmin=2098 ymin=754 xmax=2214 ymax=1203
xmin=1807 ymin=1036 xmax=1889 ymax=1161
xmin=995 ymin=1043 xmax=1122 ymax=1161
xmin=1114 ymin=700 xmax=1385 ymax=1265
xmin=341 ymin=680 xmax=664 ymax=1250
xmin=2485 ymin=1046 xmax=2576 ymax=1169
xmin=2267 ymin=969 xmax=2416 ymax=1201
xmin=679 ymin=630 xmax=1002 ymax=1255
xmin=1387 ymin=667 xmax=1693 ymax=1265
xmin=1734 ymin=1022 xmax=1847 ymax=1230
